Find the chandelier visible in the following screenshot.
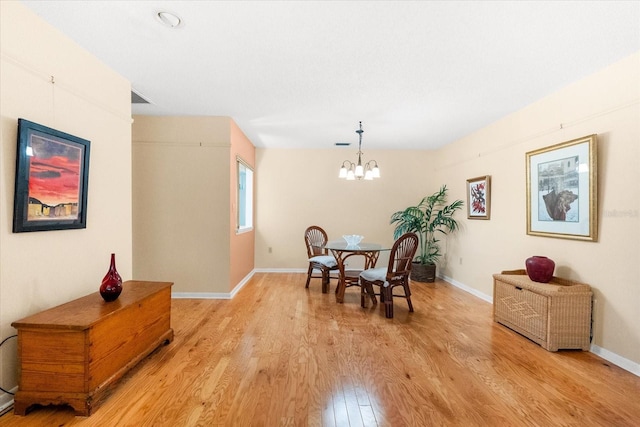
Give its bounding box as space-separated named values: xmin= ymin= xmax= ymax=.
xmin=338 ymin=121 xmax=380 ymax=180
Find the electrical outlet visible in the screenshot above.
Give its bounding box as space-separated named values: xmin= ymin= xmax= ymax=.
xmin=268 ymin=247 xmax=272 ymax=253
xmin=459 ymin=257 xmax=463 ymax=265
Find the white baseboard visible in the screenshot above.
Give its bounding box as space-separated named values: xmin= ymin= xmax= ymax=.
xmin=0 ymin=387 xmax=17 ymax=416
xmin=590 ymin=344 xmax=640 ymax=376
xmin=254 ymin=268 xmax=306 ymax=273
xmin=172 ymin=269 xmax=256 ymax=300
xmin=440 ymin=274 xmax=640 ymax=378
xmin=441 ymin=274 xmax=493 ymax=303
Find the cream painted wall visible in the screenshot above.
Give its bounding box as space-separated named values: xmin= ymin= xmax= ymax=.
xmin=254 ymin=149 xmax=435 ymax=270
xmin=1 ymin=1 xmax=636 ymax=392
xmin=436 ymin=52 xmax=640 ymax=366
xmin=132 ymin=116 xmax=232 ymax=294
xmin=0 ymin=1 xmax=132 ymax=398
xmin=229 ymin=121 xmax=255 ymax=291
xmin=255 ymin=54 xmax=640 ymax=369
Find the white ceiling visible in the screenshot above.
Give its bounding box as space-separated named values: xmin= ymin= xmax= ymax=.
xmin=21 ymin=1 xmax=640 ymax=150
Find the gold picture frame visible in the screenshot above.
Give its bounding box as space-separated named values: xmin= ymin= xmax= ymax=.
xmin=526 ymin=134 xmax=597 ymax=241
xmin=466 ymin=175 xmax=491 ymax=220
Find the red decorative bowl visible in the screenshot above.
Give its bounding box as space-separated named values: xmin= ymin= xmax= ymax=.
xmin=525 ymin=256 xmax=555 ymax=283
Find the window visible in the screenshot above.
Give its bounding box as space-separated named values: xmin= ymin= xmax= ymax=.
xmin=237 ymin=158 xmax=253 ymax=233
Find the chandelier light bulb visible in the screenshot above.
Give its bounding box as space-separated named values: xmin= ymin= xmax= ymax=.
xmin=338 ymin=121 xmax=380 ymax=181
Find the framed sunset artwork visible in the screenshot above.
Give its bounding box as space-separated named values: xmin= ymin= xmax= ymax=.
xmin=13 ymin=119 xmax=90 ymax=232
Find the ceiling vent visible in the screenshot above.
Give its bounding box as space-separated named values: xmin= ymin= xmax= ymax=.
xmin=131 ymin=90 xmax=150 ymax=104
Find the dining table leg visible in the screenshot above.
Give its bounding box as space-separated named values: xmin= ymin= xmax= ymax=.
xmin=332 ymin=249 xmax=348 ymax=303
xmin=332 ymin=249 xmax=381 ymax=303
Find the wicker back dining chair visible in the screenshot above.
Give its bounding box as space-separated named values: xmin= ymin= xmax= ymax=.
xmin=304 ymin=226 xmax=339 ymax=293
xmin=359 ymin=232 xmax=419 ymax=318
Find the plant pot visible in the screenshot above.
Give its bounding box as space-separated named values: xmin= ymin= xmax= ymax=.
xmin=411 ymin=262 xmax=436 ymax=283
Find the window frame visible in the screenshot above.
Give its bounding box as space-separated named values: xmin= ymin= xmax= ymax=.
xmin=236 ymin=157 xmax=254 ymax=234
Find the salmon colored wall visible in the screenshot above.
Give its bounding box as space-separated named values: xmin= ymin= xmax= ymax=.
xmin=229 ymin=121 xmax=256 ymax=291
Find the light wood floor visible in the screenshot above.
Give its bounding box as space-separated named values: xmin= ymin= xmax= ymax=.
xmin=1 ymin=273 xmax=639 ymax=426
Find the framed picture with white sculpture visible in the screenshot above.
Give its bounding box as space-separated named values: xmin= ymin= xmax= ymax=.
xmin=526 ymin=134 xmax=597 ymax=241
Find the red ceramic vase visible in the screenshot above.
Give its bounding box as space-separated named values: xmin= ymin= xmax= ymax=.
xmin=525 ymin=256 xmax=555 ymax=283
xmin=100 ymin=253 xmax=123 ymax=302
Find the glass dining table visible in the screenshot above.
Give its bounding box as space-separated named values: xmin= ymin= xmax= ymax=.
xmin=321 ymin=241 xmax=392 ymax=303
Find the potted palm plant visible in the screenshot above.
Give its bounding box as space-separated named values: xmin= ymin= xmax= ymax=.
xmin=390 ymin=185 xmax=463 ymax=282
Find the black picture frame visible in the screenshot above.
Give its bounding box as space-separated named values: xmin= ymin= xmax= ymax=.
xmin=13 ymin=119 xmax=90 ymax=232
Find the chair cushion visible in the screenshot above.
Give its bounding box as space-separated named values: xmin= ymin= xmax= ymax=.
xmin=360 ymin=267 xmax=387 ymax=282
xmin=309 ymin=255 xmax=337 ymax=268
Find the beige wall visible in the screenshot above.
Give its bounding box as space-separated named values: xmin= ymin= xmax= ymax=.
xmin=436 ymin=52 xmax=639 ymax=367
xmin=132 ymin=116 xmax=232 ymax=294
xmin=254 ymin=149 xmax=435 ymax=270
xmin=1 ymin=0 xmax=637 ymax=393
xmin=229 ymin=121 xmax=256 ymax=291
xmin=255 ymin=53 xmax=640 ymax=370
xmin=0 ymin=1 xmax=132 ymax=400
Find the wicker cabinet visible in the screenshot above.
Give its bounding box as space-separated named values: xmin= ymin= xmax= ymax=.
xmin=493 ymin=271 xmax=592 ymax=351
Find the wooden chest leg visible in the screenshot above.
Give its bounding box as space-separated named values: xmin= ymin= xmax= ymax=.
xmin=13 ymin=392 xmax=91 ymax=417
xmin=13 ymin=399 xmax=29 ymax=416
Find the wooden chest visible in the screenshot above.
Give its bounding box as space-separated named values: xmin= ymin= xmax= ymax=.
xmin=493 ymin=271 xmax=592 ymax=351
xmin=11 ymin=280 xmax=173 ymax=416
